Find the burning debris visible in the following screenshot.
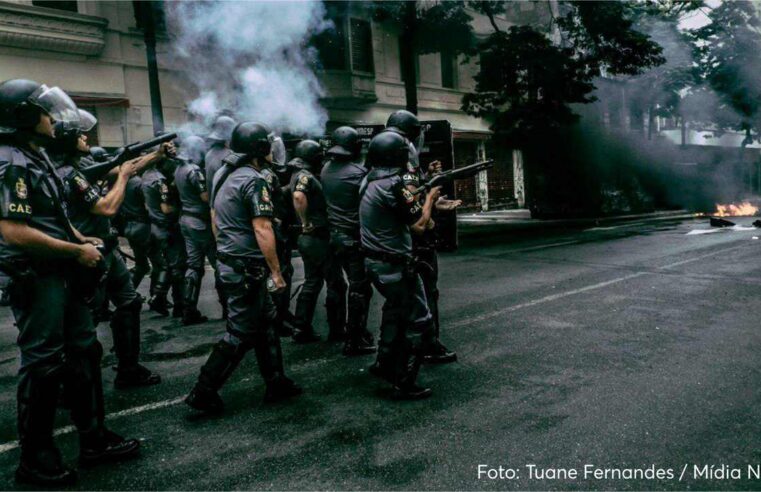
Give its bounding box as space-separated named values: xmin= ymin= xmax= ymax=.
xmin=713 ymin=201 xmax=759 ymax=217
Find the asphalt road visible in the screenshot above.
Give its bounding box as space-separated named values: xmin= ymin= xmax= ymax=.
xmin=0 ymin=216 xmax=760 ymax=490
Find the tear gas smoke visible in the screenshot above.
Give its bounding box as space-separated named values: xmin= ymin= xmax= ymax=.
xmin=165 ymin=1 xmax=331 ymax=137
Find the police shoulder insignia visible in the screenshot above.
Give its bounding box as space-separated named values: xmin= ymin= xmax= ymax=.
xmin=160 ymin=183 xmax=169 ymax=194
xmin=15 ymin=177 xmax=27 ymax=199
xmin=299 ymin=174 xmax=309 ymax=185
xmin=261 ymin=186 xmax=271 ymax=203
xmin=401 ymin=187 xmax=415 ymax=204
xmin=264 ymin=174 xmax=273 ymax=185
xmin=73 ymin=175 xmax=89 ymax=192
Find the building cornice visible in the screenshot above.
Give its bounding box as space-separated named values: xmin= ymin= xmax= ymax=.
xmin=0 ymin=1 xmax=107 ymax=56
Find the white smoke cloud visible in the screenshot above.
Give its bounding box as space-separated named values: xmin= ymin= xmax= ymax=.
xmin=166 ymin=0 xmax=331 ymax=136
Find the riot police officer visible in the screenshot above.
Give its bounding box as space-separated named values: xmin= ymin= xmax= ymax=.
xmin=185 ymin=122 xmax=301 ymax=414
xmin=385 ymin=110 xmax=458 ymax=364
xmin=143 ymin=144 xmax=186 ymax=316
xmin=359 ymin=131 xmax=440 ymax=400
xmin=321 ymin=126 xmax=375 ymax=356
xmin=289 ymin=139 xmax=347 ymax=343
xmin=50 ymin=109 xmax=161 ymax=389
xmin=0 ymin=79 xmax=139 ymax=486
xmin=175 ymin=135 xmax=226 ymax=324
xmin=205 ymin=115 xmax=236 ymax=187
xmin=121 ymin=167 xmax=153 ymax=289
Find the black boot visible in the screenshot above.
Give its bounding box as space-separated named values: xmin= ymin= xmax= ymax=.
xmin=326 ymin=289 xmax=346 ymax=342
xmin=79 ymin=428 xmax=140 ymax=468
xmin=67 ymin=342 xmax=141 ymax=467
xmin=16 ymin=363 xmax=77 ymax=487
xmin=292 ymin=327 xmax=320 ymax=344
xmin=182 ymin=274 xmax=208 ymax=326
xmin=390 ymin=342 xmax=431 ymax=400
xmin=254 ymin=329 xmax=302 ymax=403
xmin=343 ymin=329 xmax=376 ymax=357
xmin=111 ymin=298 xmax=161 ymax=389
xmin=182 ymin=307 xmax=208 ymax=326
xmin=185 ymin=340 xmax=246 ymax=414
xmin=148 ymin=295 xmax=170 ymax=316
xmin=422 ymin=339 xmax=457 ymax=364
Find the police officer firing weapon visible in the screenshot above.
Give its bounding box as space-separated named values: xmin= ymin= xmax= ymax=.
xmin=359 ymin=131 xmax=441 ymax=400
xmin=0 ymin=79 xmax=139 ymax=486
xmin=49 ymin=108 xmax=164 ymax=389
xmin=385 ymin=110 xmax=459 ymax=364
xmin=175 ymin=134 xmax=226 ymax=325
xmin=321 ymin=126 xmax=376 ymax=356
xmin=289 ymin=139 xmax=348 ymax=344
xmin=185 ymin=122 xmax=301 ymax=414
xmin=143 ymin=136 xmax=187 ymax=317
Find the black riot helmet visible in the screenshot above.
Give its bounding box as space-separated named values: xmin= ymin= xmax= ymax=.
xmin=207 ymin=115 xmax=236 ymax=143
xmin=90 ymin=146 xmax=109 ymax=162
xmin=293 ymin=139 xmax=323 ymax=168
xmin=0 ymin=79 xmax=80 ymax=135
xmin=366 ymin=131 xmax=409 ymax=169
xmin=386 ymin=109 xmax=421 ymax=141
xmin=50 ymin=108 xmax=97 ymax=153
xmin=178 ymin=135 xmax=206 ymax=165
xmin=327 ymin=126 xmax=361 ymax=159
xmin=230 ymin=122 xmax=272 ymax=158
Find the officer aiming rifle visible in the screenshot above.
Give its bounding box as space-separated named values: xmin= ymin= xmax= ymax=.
xmin=78 ymin=131 xmax=178 ymax=183
xmin=412 ymin=159 xmax=493 ymax=196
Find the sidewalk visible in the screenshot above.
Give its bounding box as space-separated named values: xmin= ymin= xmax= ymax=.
xmin=457 ymin=209 xmax=692 ymax=237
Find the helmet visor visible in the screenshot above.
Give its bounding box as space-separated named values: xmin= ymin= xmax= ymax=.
xmin=269 ymin=133 xmax=286 ymax=166
xmin=30 ymin=85 xmax=80 ymax=134
xmin=77 ymin=109 xmax=97 ymax=132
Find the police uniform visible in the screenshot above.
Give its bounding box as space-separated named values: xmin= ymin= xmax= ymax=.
xmin=321 ymin=156 xmax=375 ymax=354
xmin=204 ymin=143 xmax=231 ymax=193
xmin=289 ymin=158 xmax=347 ymax=342
xmin=121 ymin=174 xmax=152 ymax=289
xmin=359 ymin=146 xmax=434 ymax=398
xmin=175 ymin=157 xmax=223 ymax=323
xmin=0 ymin=142 xmax=135 ymax=481
xmin=260 ymin=165 xmax=295 ymax=335
xmin=185 ymin=155 xmax=300 ymax=413
xmin=142 ymin=166 xmax=186 ymax=315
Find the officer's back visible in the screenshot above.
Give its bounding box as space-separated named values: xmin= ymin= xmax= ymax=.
xmin=359 ymin=169 xmax=414 ymax=256
xmin=321 ymin=157 xmax=366 ymax=235
xmin=122 ymin=174 xmax=149 ymax=221
xmin=175 ymin=158 xmax=209 ymax=217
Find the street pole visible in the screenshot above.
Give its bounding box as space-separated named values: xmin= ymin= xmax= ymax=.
xmin=141 ymin=0 xmax=164 ymax=134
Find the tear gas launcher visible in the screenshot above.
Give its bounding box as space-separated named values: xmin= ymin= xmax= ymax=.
xmin=412 ymin=159 xmax=493 ymax=195
xmin=79 ymin=132 xmax=178 ymax=182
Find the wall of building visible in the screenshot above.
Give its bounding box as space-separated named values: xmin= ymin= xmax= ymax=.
xmin=0 ymin=0 xmax=547 ymax=210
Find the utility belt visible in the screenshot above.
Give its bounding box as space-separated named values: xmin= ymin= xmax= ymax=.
xmin=363 ymin=248 xmax=413 ymax=266
xmin=181 ymin=210 xmax=211 ymax=222
xmin=292 ymin=224 xmax=329 ymax=239
xmin=217 ymin=252 xmax=269 ymax=291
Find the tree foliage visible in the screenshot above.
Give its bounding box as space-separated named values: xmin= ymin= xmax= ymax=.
xmin=463 ymin=1 xmax=666 ymax=144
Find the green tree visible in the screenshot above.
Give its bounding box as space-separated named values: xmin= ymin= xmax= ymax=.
xmin=687 ymin=1 xmax=761 ymax=146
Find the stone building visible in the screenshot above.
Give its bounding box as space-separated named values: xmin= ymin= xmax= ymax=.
xmin=0 ymin=0 xmax=550 ymax=210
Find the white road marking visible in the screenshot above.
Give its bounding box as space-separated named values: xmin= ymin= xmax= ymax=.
xmin=451 ymin=243 xmax=751 ymax=329
xmin=0 ymin=243 xmax=750 ymax=456
xmin=0 ymin=397 xmax=185 ymax=454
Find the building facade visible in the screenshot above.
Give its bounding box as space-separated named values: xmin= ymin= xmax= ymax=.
xmin=0 ymin=0 xmax=549 ymax=211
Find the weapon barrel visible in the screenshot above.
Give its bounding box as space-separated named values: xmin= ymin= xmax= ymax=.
xmin=412 ymin=159 xmax=494 ymax=195
xmin=78 ymin=132 xmax=177 ymax=182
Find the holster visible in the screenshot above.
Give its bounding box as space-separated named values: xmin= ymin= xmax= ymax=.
xmin=218 ymin=253 xmax=268 ymax=292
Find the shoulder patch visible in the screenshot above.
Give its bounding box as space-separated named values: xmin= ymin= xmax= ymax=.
xmin=261 ymin=186 xmax=271 ymax=203
xmin=15 ymin=177 xmax=27 ymax=199
xmin=73 ymin=175 xmax=89 ymax=192
xmin=160 ymin=183 xmax=169 ymax=194
xmin=299 ymin=174 xmax=309 ymax=185
xmin=401 ymin=187 xmax=415 ymax=204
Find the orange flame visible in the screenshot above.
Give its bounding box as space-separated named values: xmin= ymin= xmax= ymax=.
xmin=714 ymin=201 xmax=759 ymax=217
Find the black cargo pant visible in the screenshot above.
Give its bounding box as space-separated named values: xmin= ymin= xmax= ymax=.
xmin=179 ymin=214 xmax=223 ymax=315
xmin=330 ymin=230 xmax=372 ymax=343
xmin=8 ymin=266 xmax=106 ymax=459
xmin=414 ymin=247 xmax=442 ymax=341
xmin=294 ymin=230 xmax=347 ymax=336
xmin=91 ymin=250 xmax=144 ymax=370
xmin=365 ymin=257 xmax=433 ymax=386
xmin=148 ymin=222 xmax=186 ymax=308
xmin=271 ymin=231 xmax=294 ymax=325
xmin=123 ymin=219 xmax=152 ymax=290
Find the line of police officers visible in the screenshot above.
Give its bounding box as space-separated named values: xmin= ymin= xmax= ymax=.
xmin=0 ymin=77 xmax=461 ymax=487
